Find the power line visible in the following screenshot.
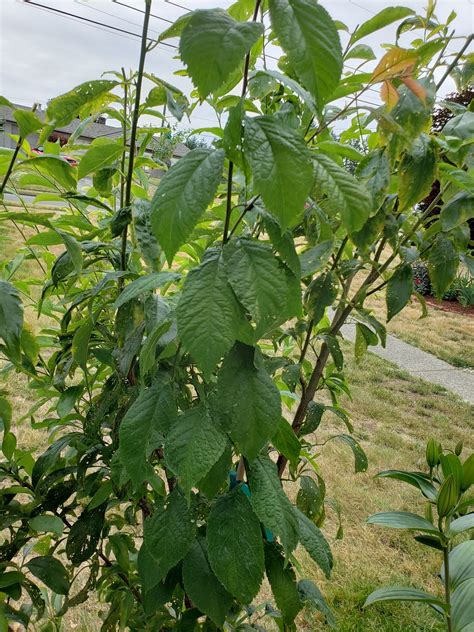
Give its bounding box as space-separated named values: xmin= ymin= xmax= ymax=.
xmin=111 ymin=0 xmax=173 ymax=24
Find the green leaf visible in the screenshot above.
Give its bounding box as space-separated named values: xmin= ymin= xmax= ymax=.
xmin=295 ymin=508 xmax=333 ymax=578
xmin=114 ymin=272 xmax=179 ymax=309
xmin=207 ymin=487 xmax=264 ymax=603
xmin=151 ymin=148 xmax=225 ymax=263
xmin=386 ymin=264 xmax=413 ymax=322
xmin=26 ymin=556 xmax=69 ymax=595
xmin=165 ymin=404 xmax=227 ymax=495
xmin=119 ymin=377 xmax=177 ymax=488
xmin=177 ymin=249 xmax=245 ymax=380
xmin=443 ymin=111 xmax=474 ymax=140
xmin=217 ymin=343 xmax=281 ymax=460
xmin=72 ymin=317 xmax=93 ymax=370
xmin=452 ymin=577 xmax=474 ymax=632
xmin=271 ymin=418 xmax=300 ymax=468
xmin=56 ymin=230 xmax=82 ymax=275
xmin=0 ymin=280 xmax=23 ymax=355
xmin=364 ymin=586 xmax=447 ymax=610
xmin=265 ymin=543 xmax=302 ymax=624
xmin=376 ymin=470 xmax=437 ymax=501
xmin=334 ymin=434 xmax=368 ymax=473
xmin=180 ymin=9 xmax=263 ymax=98
xmin=21 ymin=155 xmax=76 ymax=191
xmin=13 ymin=110 xmax=43 ymax=137
xmin=269 ymin=0 xmax=342 ymax=109
xmin=298 ymin=579 xmax=336 ymax=627
xmin=442 ymin=541 xmax=474 ymax=592
xmin=368 ymin=511 xmax=441 ymax=534
xmin=143 ymin=490 xmax=196 ymax=584
xmin=132 ymin=200 xmax=161 ymax=269
xmin=345 ymin=44 xmax=376 ymax=61
xmin=440 ymin=193 xmax=474 ymax=231
xmin=66 ymin=508 xmax=105 ymax=564
xmin=299 ymin=240 xmax=334 ymax=278
xmin=29 ymin=515 xmax=64 ymax=536
xmin=248 ymin=455 xmax=299 ymax=555
xmin=223 ymin=238 xmax=289 ymax=331
xmin=251 ymin=70 xmax=317 ymax=115
xmin=197 ymin=443 xmax=233 ymax=499
xmin=428 ymin=234 xmax=459 ymax=298
xmin=399 ymin=134 xmax=437 ymax=211
xmin=313 ymin=153 xmax=371 ymax=233
xmin=350 ymin=7 xmax=415 ymax=44
xmin=297 ymin=475 xmax=324 ymax=521
xmin=243 ymin=116 xmax=313 ymax=229
xmin=77 ymin=142 xmax=123 ymax=180
xmin=182 ymin=536 xmax=233 ymax=626
xmin=356 ymin=149 xmax=390 ymax=211
xmin=304 ymin=271 xmax=338 ymax=325
xmin=46 ymin=79 xmax=118 ymax=127
xmin=448 ymin=514 xmax=474 ymax=537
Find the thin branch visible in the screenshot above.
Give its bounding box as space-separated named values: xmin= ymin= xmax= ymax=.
xmin=0 ymin=103 xmax=38 ymax=195
xmin=436 ymin=34 xmax=473 ymax=90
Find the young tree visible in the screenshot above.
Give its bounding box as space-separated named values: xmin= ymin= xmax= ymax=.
xmin=0 ymin=0 xmax=472 ymax=629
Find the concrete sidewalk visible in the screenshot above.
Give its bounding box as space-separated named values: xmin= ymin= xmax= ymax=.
xmin=340 ymin=321 xmax=474 ymax=405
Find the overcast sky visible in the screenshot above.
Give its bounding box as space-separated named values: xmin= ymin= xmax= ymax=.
xmin=0 ymin=0 xmax=473 ymax=133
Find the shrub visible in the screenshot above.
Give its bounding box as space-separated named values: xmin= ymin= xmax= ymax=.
xmin=412 ymin=261 xmax=431 ymax=295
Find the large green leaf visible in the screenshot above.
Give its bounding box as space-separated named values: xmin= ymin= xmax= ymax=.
xmin=295 ymin=508 xmax=333 ymax=578
xmin=176 ymin=249 xmax=245 ymax=380
xmin=114 ymin=272 xmax=179 ymax=309
xmin=248 ymin=455 xmax=299 ymax=555
xmin=356 ymin=149 xmax=390 ymax=211
xmin=29 ymin=515 xmax=64 ymax=536
xmin=182 ymin=536 xmax=233 ymax=626
xmin=313 ymin=153 xmax=371 ymax=233
xmin=151 ymin=148 xmax=224 ymax=263
xmin=46 ymin=79 xmax=118 ymax=126
xmin=66 ymin=509 xmax=105 ymax=564
xmin=304 ymin=271 xmax=338 ymax=325
xmin=132 ymin=200 xmax=161 ymax=269
xmin=26 ymin=556 xmax=69 ymax=596
xmin=298 ymin=579 xmax=336 ymax=627
xmin=442 ymin=541 xmax=474 ymax=591
xmin=21 ymin=156 xmax=76 ymax=191
xmin=165 ymin=404 xmax=227 ymax=495
xmin=350 ymin=7 xmax=415 ymax=44
xmin=78 ymin=142 xmax=123 ymax=180
xmin=180 ymin=9 xmax=263 ymax=98
xmin=251 ymin=69 xmax=317 ymax=115
xmin=197 ymin=443 xmax=233 ymax=500
xmin=217 ymin=343 xmax=281 ymax=460
xmin=119 ymin=377 xmax=177 ymax=488
xmin=0 ymin=281 xmax=23 ymax=355
xmin=207 ymin=487 xmax=264 ymax=603
xmin=265 ymin=543 xmax=302 ymax=624
xmin=386 ymin=264 xmax=413 ymax=321
xmin=143 ymin=490 xmax=196 ymax=583
xmin=243 ymin=116 xmax=313 ymax=228
xmin=223 ymin=238 xmax=289 ymax=331
xmin=376 ymin=470 xmax=437 ymax=501
xmin=364 ymin=586 xmax=447 ymax=609
xmin=334 ymin=434 xmax=368 ymax=473
xmin=451 ymin=577 xmax=474 ymax=632
xmin=440 ymin=193 xmax=474 ymax=231
xmin=271 ymin=418 xmax=300 ymax=468
xmin=428 ymin=234 xmax=459 ymax=298
xmin=268 ymin=0 xmax=342 ymax=109
xmin=399 ymin=134 xmax=437 ymax=211
xmin=367 ymin=511 xmax=441 ymax=535
xmin=448 ymin=514 xmax=474 ymax=537
xmin=13 ymin=110 xmax=43 ymax=138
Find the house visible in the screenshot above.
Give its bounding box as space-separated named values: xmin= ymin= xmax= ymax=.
xmin=0 ymin=103 xmax=190 ymax=165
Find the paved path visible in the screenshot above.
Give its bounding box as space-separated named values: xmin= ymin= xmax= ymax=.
xmin=340 ymin=320 xmax=474 ymax=405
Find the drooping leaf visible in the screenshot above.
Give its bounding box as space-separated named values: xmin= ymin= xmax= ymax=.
xmin=132 ymin=199 xmax=162 ymax=269
xmin=370 ymin=47 xmax=417 ymax=83
xmin=313 ymin=153 xmax=371 ymax=233
xmin=0 ymin=281 xmax=23 ymax=356
xmin=298 ymin=579 xmax=336 ymax=627
xmin=440 ymin=193 xmax=474 ymax=231
xmin=364 ymin=586 xmax=447 ymax=610
xmin=46 ymin=80 xmax=118 ymax=127
xmin=72 ymin=317 xmax=93 ymax=370
xmin=114 ymin=272 xmax=179 ymax=309
xmin=244 ymin=116 xmax=313 ymax=229
xmin=268 ymin=0 xmax=342 ymax=109
xmin=26 ymin=557 xmax=69 ymax=596
xmin=223 ymin=238 xmax=289 ymax=331
xmin=13 ymin=110 xmax=43 ymax=138
xmin=143 ymin=490 xmax=196 ymax=583
xmin=271 ymin=418 xmax=300 ymax=468
xmin=66 ymin=508 xmax=105 ymax=564
xmin=376 ymin=470 xmax=437 ymax=501
xmin=265 ymin=543 xmax=302 ymax=624
xmin=296 ymin=475 xmax=324 ymax=521
xmin=368 ymin=511 xmax=441 ymax=535
xmin=56 ymin=230 xmax=82 ymax=275
xmin=150 ymin=148 xmax=225 ymax=263
xmin=165 ymin=404 xmax=227 ymax=495
xmin=351 ymin=7 xmax=415 ymax=44
xmin=207 ymin=487 xmax=264 ymax=603
xmin=20 ymin=156 xmax=76 ymax=191
xmin=334 ymin=434 xmax=368 ymax=473
xmin=197 ymin=443 xmax=233 ymax=499
xmin=295 ymin=508 xmax=333 ymax=578
xmin=428 ymin=234 xmax=459 ymax=298
xmin=119 ymin=377 xmax=177 ymax=488
xmin=180 ymin=9 xmax=263 ymax=98
xmin=248 ymin=455 xmax=299 ymax=555
xmin=182 ymin=536 xmax=234 ymax=626
xmin=176 ymin=249 xmax=245 ymax=380
xmin=77 ymin=142 xmax=123 ymax=180
xmin=399 ymin=134 xmax=437 ymax=211
xmin=386 ymin=264 xmax=413 ymax=321
xmin=356 ymin=149 xmax=390 ymax=211
xmin=217 ymin=343 xmax=281 ymax=460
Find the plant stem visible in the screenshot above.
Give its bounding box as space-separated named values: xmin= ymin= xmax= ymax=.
xmin=0 ymin=103 xmax=38 ymax=195
xmin=120 ymin=67 xmax=128 ymax=210
xmin=436 ymin=34 xmax=473 ymax=90
xmin=119 ymin=0 xmax=152 ymax=288
xmin=443 ymin=546 xmax=453 ymax=632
